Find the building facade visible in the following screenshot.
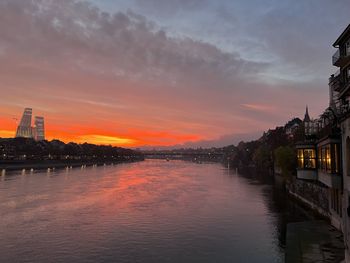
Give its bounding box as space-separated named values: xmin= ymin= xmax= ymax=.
xmin=15 ymin=108 xmax=45 ymax=141
xmin=297 ymin=23 xmax=350 ymax=261
xmin=332 ymin=23 xmax=350 ymax=262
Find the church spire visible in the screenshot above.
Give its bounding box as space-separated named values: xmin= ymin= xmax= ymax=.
xmin=304 ymin=105 xmax=310 ymax=122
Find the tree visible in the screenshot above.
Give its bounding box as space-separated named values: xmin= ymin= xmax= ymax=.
xmin=274 ymin=146 xmax=296 ymax=180
xmin=253 ymin=145 xmax=272 ymax=170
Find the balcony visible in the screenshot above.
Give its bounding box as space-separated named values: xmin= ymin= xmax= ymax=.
xmin=333 ymin=48 xmax=350 ymax=67
xmin=329 ymin=72 xmax=343 ymax=92
xmin=338 ymin=80 xmax=350 ymax=99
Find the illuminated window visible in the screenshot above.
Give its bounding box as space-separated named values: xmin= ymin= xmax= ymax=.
xmin=318 ymin=143 xmax=340 ymax=174
xmin=297 ymin=148 xmax=316 ymax=169
xmin=297 ymin=149 xmax=304 ymax=169
xmin=321 ymin=148 xmax=326 ymax=170
xmin=318 ymin=148 xmax=322 ymax=168
xmin=326 ymin=145 xmax=332 ymax=173
xmin=304 ymin=149 xmax=316 ymax=168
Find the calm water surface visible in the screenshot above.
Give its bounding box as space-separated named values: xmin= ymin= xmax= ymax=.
xmin=0 ymin=160 xmax=306 ymax=262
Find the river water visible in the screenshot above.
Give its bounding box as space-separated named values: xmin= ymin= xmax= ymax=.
xmin=0 ymin=160 xmax=308 ymax=263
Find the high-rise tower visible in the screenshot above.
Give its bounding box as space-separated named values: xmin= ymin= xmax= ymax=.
xmin=15 ymin=108 xmax=33 ymax=138
xmin=34 ymin=116 xmax=45 ymax=141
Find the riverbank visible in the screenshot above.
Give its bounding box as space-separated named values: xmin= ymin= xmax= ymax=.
xmin=239 ymin=167 xmax=346 ymax=262
xmin=285 ymin=221 xmax=344 ymax=263
xmin=0 ymin=159 xmax=144 ymax=173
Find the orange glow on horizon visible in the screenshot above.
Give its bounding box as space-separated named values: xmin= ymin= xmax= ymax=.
xmin=0 ymin=130 xmax=15 ymax=138
xmin=0 ymin=116 xmax=203 ymax=147
xmin=75 ymin=135 xmax=137 ymax=146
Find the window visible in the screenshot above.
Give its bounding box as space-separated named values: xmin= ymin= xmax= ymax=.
xmin=304 ymin=149 xmax=316 ymax=168
xmin=297 ymin=148 xmax=316 ymax=169
xmin=318 ymin=147 xmax=322 ymax=168
xmin=346 ymin=41 xmax=350 ymax=56
xmin=297 ymin=149 xmax=304 ymax=169
xmin=326 ymin=145 xmax=332 ymax=173
xmin=318 ymin=143 xmax=340 ymax=174
xmin=321 ymin=147 xmax=326 ymax=170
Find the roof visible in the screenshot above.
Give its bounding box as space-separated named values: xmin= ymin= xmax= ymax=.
xmin=333 ymin=24 xmax=350 ymax=47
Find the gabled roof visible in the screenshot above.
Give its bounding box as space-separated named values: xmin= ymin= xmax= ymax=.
xmin=333 ymin=24 xmax=350 ymax=47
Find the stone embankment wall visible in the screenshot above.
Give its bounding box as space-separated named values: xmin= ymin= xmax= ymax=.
xmin=288 ymin=179 xmax=329 ymax=218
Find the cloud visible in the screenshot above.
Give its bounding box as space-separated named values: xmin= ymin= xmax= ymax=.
xmin=133 ymin=0 xmax=208 ymax=15
xmin=0 ymin=0 xmax=335 ymax=146
xmin=241 ymin=104 xmax=276 ymax=112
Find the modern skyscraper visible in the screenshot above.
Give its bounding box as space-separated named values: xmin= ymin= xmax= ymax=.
xmin=15 ymin=108 xmax=33 ymax=138
xmin=34 ymin=116 xmax=45 ymax=141
xmin=15 ymin=108 xmax=46 ymax=141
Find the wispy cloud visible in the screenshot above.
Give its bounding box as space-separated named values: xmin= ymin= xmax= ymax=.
xmin=241 ymin=104 xmax=276 ymax=112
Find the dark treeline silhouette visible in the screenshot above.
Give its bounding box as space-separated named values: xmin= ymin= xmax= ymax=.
xmin=143 ymin=117 xmax=304 ymax=172
xmin=222 ymin=117 xmax=304 ymax=177
xmin=0 ymin=138 xmax=144 ymax=165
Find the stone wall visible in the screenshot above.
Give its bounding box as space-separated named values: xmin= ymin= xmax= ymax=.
xmin=288 ymin=179 xmax=329 ymax=214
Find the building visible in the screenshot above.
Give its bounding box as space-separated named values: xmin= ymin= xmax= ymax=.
xmin=34 ymin=116 xmax=45 ymax=141
xmin=330 ymin=23 xmax=350 ymax=262
xmin=15 ymin=108 xmax=45 ymax=141
xmin=296 ymin=23 xmax=350 ymax=262
xmin=15 ymin=108 xmax=33 ymax=138
xmin=296 ymin=104 xmax=342 ymax=229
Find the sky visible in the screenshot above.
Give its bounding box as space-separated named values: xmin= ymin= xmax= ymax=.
xmin=0 ymin=0 xmax=349 ymax=148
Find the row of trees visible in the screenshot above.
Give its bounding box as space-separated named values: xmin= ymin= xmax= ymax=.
xmin=0 ymin=138 xmax=143 ymax=162
xmin=222 ymin=118 xmax=304 ymax=180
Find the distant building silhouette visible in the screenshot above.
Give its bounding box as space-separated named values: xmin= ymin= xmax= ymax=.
xmin=34 ymin=116 xmax=45 ymax=141
xmin=15 ymin=108 xmax=33 ymax=139
xmin=15 ymin=108 xmax=45 ymax=141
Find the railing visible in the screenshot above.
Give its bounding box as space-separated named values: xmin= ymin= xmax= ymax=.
xmin=333 ymin=49 xmax=341 ymax=66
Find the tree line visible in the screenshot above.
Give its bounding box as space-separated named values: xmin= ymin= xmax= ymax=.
xmin=0 ymin=137 xmax=143 ymax=162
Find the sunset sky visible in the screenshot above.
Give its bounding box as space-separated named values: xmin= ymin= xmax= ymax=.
xmin=0 ymin=0 xmax=349 ymax=148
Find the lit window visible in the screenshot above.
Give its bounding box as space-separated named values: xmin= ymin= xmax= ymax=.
xmin=318 ymin=143 xmax=340 ymax=174
xmin=297 ymin=148 xmax=316 ymax=169
xmin=297 ymin=149 xmax=304 ymax=169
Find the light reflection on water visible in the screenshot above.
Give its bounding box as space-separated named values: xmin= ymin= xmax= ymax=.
xmin=0 ymin=160 xmax=302 ymax=262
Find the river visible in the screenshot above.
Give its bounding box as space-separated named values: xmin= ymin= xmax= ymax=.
xmin=0 ymin=160 xmax=308 ymax=262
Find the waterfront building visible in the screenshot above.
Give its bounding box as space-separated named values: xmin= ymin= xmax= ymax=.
xmin=15 ymin=108 xmax=45 ymax=141
xmin=296 ymin=105 xmax=342 ymax=229
xmin=296 ymin=23 xmax=350 ymax=262
xmin=330 ymin=23 xmax=350 ymax=262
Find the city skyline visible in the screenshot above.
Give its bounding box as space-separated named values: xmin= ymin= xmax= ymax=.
xmin=0 ymin=0 xmax=349 ymax=147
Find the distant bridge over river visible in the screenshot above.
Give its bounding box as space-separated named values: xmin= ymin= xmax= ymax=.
xmin=142 ymin=151 xmax=225 ymax=161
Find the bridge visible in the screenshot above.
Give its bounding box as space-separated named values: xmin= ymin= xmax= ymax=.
xmin=142 ymin=151 xmax=225 ymax=161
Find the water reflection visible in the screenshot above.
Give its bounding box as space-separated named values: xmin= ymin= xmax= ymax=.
xmin=0 ymin=160 xmax=307 ymax=263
